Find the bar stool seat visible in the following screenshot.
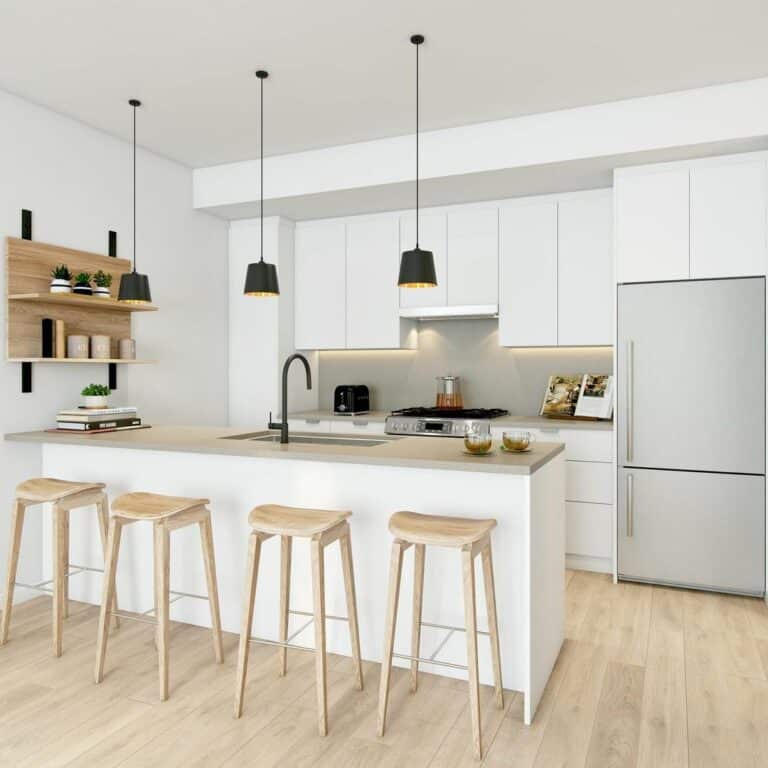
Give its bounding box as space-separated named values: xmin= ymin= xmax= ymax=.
xmin=235 ymin=504 xmax=363 ymax=736
xmin=247 ymin=504 xmax=351 ymax=536
xmin=378 ymin=510 xmax=503 ymax=760
xmin=2 ymin=477 xmax=116 ymax=658
xmin=94 ymin=491 xmax=224 ymax=702
xmin=16 ymin=478 xmax=105 ymax=503
xmin=112 ymin=492 xmax=209 ymax=520
xmin=388 ymin=510 xmax=496 ymax=547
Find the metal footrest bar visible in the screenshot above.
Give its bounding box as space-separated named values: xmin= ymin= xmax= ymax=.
xmin=248 ymin=635 xmax=318 ymax=652
xmin=110 ymin=589 xmax=209 ymax=625
xmin=14 ymin=564 xmax=103 ymax=594
xmin=248 ymin=608 xmax=352 ymax=651
xmin=421 ymin=620 xmax=489 ymax=637
xmin=392 ymin=652 xmax=468 ymax=672
xmin=391 ymin=620 xmax=492 ymax=673
xmin=289 ymin=608 xmax=349 ymax=623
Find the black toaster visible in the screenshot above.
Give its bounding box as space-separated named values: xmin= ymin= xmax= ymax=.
xmin=333 ymin=385 xmax=370 ymax=414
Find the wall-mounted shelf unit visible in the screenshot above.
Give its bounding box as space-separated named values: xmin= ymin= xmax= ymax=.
xmin=6 ymin=234 xmax=158 ymax=393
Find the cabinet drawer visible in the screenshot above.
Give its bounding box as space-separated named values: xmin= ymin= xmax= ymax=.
xmin=331 ymin=420 xmax=386 ymax=435
xmin=287 ymin=419 xmax=333 ymax=433
xmin=566 ymin=462 xmax=612 ymax=504
xmin=536 ymin=427 xmax=613 ymax=462
xmin=566 ymin=502 xmax=612 ymax=559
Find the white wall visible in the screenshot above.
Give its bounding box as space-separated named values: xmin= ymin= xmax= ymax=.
xmin=0 ymin=89 xmax=229 ymax=594
xmin=228 ymin=217 xmax=318 ymax=427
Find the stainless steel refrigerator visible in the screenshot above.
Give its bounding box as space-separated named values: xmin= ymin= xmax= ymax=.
xmin=617 ymin=277 xmax=766 ymax=596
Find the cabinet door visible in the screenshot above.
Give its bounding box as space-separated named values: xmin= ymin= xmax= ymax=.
xmin=499 ymin=201 xmax=557 ymax=347
xmin=294 ymin=220 xmax=346 ymax=350
xmin=615 ymin=169 xmax=690 ymax=283
xmin=618 ymin=468 xmax=765 ymax=595
xmin=557 ymin=192 xmax=613 ymax=345
xmin=399 ymin=212 xmax=448 ymax=308
xmin=691 ymin=159 xmax=768 ymax=278
xmin=346 ymin=216 xmax=401 ymax=349
xmin=446 ymin=208 xmax=498 ymax=306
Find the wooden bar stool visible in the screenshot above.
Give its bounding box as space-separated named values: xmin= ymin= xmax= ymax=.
xmin=94 ymin=492 xmax=224 ymax=701
xmin=234 ymin=504 xmax=363 ymax=736
xmin=1 ymin=477 xmax=118 ymax=657
xmin=377 ymin=511 xmax=503 ymax=760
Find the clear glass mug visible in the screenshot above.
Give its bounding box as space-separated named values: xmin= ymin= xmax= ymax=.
xmin=502 ymin=430 xmax=535 ymax=452
xmin=464 ymin=421 xmax=493 ymax=454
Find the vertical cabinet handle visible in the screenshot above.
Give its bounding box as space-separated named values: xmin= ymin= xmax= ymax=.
xmin=626 ymin=339 xmax=634 ymax=463
xmin=626 ymin=473 xmax=634 ymax=538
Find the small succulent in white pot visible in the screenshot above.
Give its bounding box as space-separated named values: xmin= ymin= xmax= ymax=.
xmin=93 ymin=270 xmax=113 ymax=298
xmin=81 ymin=383 xmax=110 ymax=409
xmin=73 ymin=272 xmax=93 ymax=296
xmin=50 ymin=264 xmax=72 ymax=293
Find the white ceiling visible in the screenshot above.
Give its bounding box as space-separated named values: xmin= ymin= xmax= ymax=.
xmin=2 ymin=0 xmax=768 ymax=168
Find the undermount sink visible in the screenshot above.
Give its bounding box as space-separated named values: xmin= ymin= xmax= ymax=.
xmin=221 ymin=430 xmax=395 ymax=448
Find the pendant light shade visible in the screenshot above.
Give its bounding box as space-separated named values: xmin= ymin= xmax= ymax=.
xmin=244 ymin=70 xmax=280 ymax=297
xmin=398 ymin=34 xmax=437 ymax=289
xmin=118 ymin=99 xmax=152 ymax=304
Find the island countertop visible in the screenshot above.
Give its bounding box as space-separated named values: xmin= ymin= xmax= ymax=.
xmin=5 ymin=425 xmax=564 ymax=475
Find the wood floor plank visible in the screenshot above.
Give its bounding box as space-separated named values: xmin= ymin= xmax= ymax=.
xmin=584 ymin=661 xmax=645 ymax=768
xmin=564 ymin=570 xmax=605 ymax=639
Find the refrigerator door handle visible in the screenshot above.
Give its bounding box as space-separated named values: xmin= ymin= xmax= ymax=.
xmin=626 ymin=473 xmax=634 ymax=537
xmin=626 ymin=339 xmax=634 ymax=463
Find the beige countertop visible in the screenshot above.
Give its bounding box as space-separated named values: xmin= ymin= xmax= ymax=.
xmin=289 ymin=409 xmax=613 ymax=431
xmin=5 ymin=425 xmax=565 ymax=476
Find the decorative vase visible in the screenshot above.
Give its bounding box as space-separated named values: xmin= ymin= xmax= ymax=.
xmin=93 ymin=286 xmax=111 ymax=298
xmin=82 ymin=395 xmax=108 ymax=409
xmin=73 ymin=283 xmax=93 ymax=296
xmin=50 ymin=278 xmax=72 ymax=294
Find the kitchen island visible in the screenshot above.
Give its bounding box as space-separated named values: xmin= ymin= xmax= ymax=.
xmin=5 ymin=426 xmax=565 ymax=723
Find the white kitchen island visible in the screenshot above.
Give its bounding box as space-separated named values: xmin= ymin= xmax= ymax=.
xmin=5 ymin=426 xmax=565 ymax=724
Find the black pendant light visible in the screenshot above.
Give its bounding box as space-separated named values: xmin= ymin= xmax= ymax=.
xmin=118 ymin=99 xmax=152 ymax=304
xmin=244 ymin=70 xmax=280 ymax=297
xmin=398 ymin=34 xmax=437 ymax=289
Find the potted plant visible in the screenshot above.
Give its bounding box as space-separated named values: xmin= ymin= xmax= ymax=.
xmin=50 ymin=264 xmax=72 ymax=294
xmin=73 ymin=272 xmax=93 ymax=296
xmin=93 ymin=270 xmax=113 ymax=298
xmin=81 ymin=383 xmax=110 ymax=409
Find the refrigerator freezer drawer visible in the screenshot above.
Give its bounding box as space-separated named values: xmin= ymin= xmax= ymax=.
xmin=618 ymin=468 xmax=765 ymax=595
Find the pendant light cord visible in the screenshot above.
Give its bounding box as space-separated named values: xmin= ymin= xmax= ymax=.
xmin=415 ymin=38 xmax=420 ymax=248
xmin=132 ymin=103 xmax=137 ymax=272
xmin=260 ymin=73 xmax=264 ymax=264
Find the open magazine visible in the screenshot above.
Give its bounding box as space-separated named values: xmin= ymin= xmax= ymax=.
xmin=540 ymin=374 xmax=614 ymax=420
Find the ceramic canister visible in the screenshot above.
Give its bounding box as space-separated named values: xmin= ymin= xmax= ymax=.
xmin=67 ymin=335 xmax=89 ymax=359
xmin=90 ymin=335 xmax=111 ymax=359
xmin=119 ymin=338 xmax=136 ymax=360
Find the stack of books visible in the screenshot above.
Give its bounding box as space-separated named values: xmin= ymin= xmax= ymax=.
xmin=55 ymin=406 xmax=144 ymax=432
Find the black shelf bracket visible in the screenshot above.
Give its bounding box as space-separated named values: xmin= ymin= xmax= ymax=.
xmin=108 ymin=230 xmax=117 ymax=257
xmin=21 ymin=362 xmax=32 ymax=393
xmin=21 ymin=209 xmax=32 ymax=240
xmin=108 ymin=363 xmax=117 ymax=390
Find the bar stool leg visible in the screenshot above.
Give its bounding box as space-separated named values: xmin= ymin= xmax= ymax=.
xmin=462 ymin=546 xmax=482 ymax=760
xmin=52 ymin=503 xmax=69 ymax=657
xmin=95 ymin=517 xmax=122 ymax=683
xmin=278 ymin=535 xmax=291 ymax=676
xmin=377 ymin=539 xmax=408 ymax=737
xmin=1 ymin=500 xmax=26 ymax=645
xmin=410 ymin=543 xmax=425 ymax=693
xmin=199 ymin=514 xmax=224 ymax=664
xmin=154 ymin=522 xmax=170 ymax=701
xmin=62 ymin=509 xmax=70 ymax=620
xmin=340 ymin=525 xmax=363 ymax=691
xmin=311 ymin=537 xmax=328 ymax=736
xmin=234 ymin=532 xmax=262 ymax=718
xmin=481 ymin=540 xmax=504 ymax=710
xmin=96 ymin=494 xmax=120 ymax=629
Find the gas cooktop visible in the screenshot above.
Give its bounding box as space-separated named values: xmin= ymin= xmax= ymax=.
xmin=385 ymin=407 xmax=509 ymax=437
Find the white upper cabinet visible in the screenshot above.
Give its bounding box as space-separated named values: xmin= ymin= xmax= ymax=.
xmin=690 ymin=159 xmax=767 ymax=279
xmin=294 ymin=219 xmax=346 ymax=350
xmin=615 ymin=168 xmax=690 ymax=283
xmin=446 ymin=208 xmax=499 ymax=306
xmin=346 ymin=215 xmax=410 ymax=349
xmin=557 ymin=191 xmax=614 ymax=346
xmin=499 ymin=200 xmax=558 ymax=347
xmin=398 ymin=212 xmax=448 ymax=308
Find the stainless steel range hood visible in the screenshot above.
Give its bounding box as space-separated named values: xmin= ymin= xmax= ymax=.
xmin=399 ymin=304 xmax=498 ymax=321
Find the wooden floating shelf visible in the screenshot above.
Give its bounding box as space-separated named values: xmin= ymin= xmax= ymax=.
xmin=8 ymin=293 xmax=158 ymax=312
xmin=8 ymin=358 xmax=155 ymax=364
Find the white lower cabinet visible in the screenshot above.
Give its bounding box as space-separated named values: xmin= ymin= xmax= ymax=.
xmin=566 ymin=461 xmax=612 ymax=505
xmin=566 ymin=502 xmax=613 ymax=559
xmin=330 ymin=419 xmax=386 ymax=435
xmin=287 ymin=418 xmax=333 ymax=433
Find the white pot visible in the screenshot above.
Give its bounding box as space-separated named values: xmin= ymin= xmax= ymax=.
xmin=93 ymin=286 xmax=111 ymax=298
xmin=50 ymin=278 xmax=72 ymax=294
xmin=82 ymin=395 xmax=108 ymax=409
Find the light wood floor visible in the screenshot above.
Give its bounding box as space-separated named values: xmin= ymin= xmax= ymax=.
xmin=1 ymin=570 xmax=767 ymax=767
